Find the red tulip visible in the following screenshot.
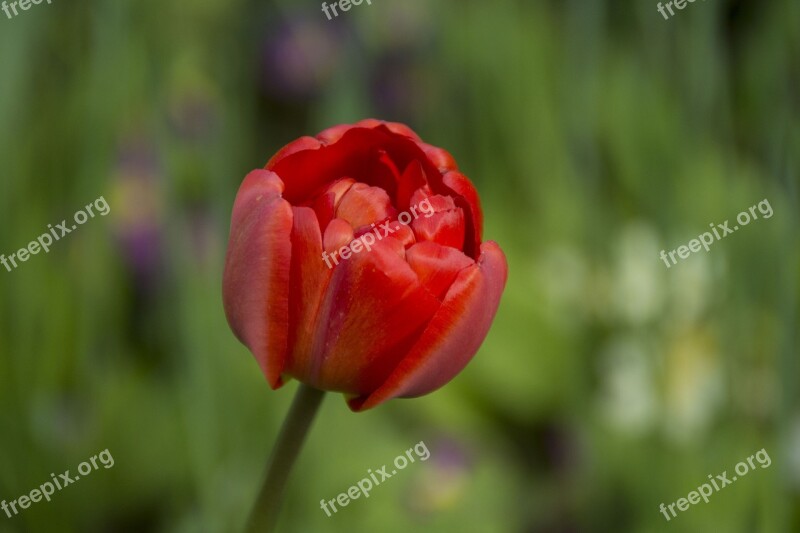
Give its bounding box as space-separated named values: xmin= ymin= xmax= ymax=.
xmin=223 ymin=119 xmax=507 ymax=411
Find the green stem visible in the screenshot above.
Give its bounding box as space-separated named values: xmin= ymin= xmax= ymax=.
xmin=246 ymin=383 xmax=326 ymax=533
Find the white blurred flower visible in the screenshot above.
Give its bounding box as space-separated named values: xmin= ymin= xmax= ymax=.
xmin=611 ymin=223 xmax=666 ymax=325
xmin=599 ymin=336 xmax=657 ymax=435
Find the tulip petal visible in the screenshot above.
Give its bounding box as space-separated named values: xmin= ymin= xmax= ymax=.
xmin=420 ymin=142 xmax=458 ymax=173
xmin=287 ymin=206 xmax=335 ymax=380
xmin=336 ymin=183 xmax=397 ymax=229
xmin=409 ymin=193 xmax=466 ymax=250
xmin=396 ymin=160 xmax=430 ymax=213
xmin=223 ymin=170 xmax=294 ymax=388
xmin=316 ymin=124 xmax=354 ymax=145
xmin=406 ymin=242 xmax=473 ymax=301
xmin=311 ymin=177 xmax=356 ymax=231
xmin=266 ymin=136 xmax=322 ymax=168
xmin=355 ymin=119 xmax=423 ymax=141
xmin=349 ymin=241 xmax=508 ymax=411
xmin=269 ymin=126 xmax=440 ymax=205
xmin=306 ymin=236 xmax=441 ymax=395
xmin=441 ymin=171 xmax=483 ymax=259
xmin=411 ymin=208 xmax=465 ymax=249
xmin=322 ymin=218 xmax=355 ymax=256
xmin=385 ymin=223 xmax=416 ymax=251
xmin=365 ymin=149 xmax=402 ymax=200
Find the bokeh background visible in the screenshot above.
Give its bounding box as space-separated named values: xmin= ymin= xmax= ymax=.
xmin=0 ymin=0 xmax=798 ymax=531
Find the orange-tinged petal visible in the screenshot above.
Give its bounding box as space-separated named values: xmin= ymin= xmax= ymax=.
xmin=322 ymin=218 xmax=354 ymax=256
xmin=336 ymin=183 xmax=396 ymax=229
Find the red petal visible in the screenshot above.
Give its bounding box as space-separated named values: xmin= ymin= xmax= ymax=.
xmin=388 ymin=223 xmax=416 ymax=250
xmin=411 ymin=210 xmax=465 ymax=250
xmin=336 ymin=183 xmax=397 ymax=229
xmin=349 ymin=241 xmax=508 ymax=411
xmin=222 ymin=170 xmax=293 ymax=388
xmin=409 ymin=193 xmax=466 ymax=250
xmin=287 ymin=206 xmax=335 ymax=380
xmin=266 ymin=136 xmax=322 ymax=168
xmin=396 ymin=160 xmax=430 ymax=213
xmin=355 ymin=119 xmax=422 ymax=141
xmin=370 ymin=150 xmax=402 ymax=200
xmin=270 ymin=126 xmax=440 ymax=205
xmin=316 ymin=124 xmax=353 ymax=145
xmin=353 ymin=221 xmax=414 ymax=255
xmin=442 ymin=171 xmax=483 ymax=258
xmin=304 ymin=236 xmax=440 ymax=395
xmin=311 ymin=177 xmax=355 ymax=230
xmin=420 ymin=142 xmax=458 ymax=173
xmin=410 ymin=190 xmax=455 ymax=212
xmin=406 ymin=242 xmax=473 ymax=301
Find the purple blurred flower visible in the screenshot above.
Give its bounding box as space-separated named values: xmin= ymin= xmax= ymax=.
xmin=260 ymin=12 xmax=345 ymax=100
xmin=409 ymin=437 xmax=473 ymax=514
xmin=110 ymin=135 xmax=164 ymax=290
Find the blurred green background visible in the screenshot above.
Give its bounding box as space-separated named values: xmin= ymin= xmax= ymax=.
xmin=0 ymin=0 xmax=798 ymax=531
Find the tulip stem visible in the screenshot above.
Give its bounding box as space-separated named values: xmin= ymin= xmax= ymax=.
xmin=246 ymin=383 xmax=326 ymax=533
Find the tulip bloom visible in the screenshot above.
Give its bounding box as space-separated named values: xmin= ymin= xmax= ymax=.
xmin=223 ymin=119 xmax=507 ymax=411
